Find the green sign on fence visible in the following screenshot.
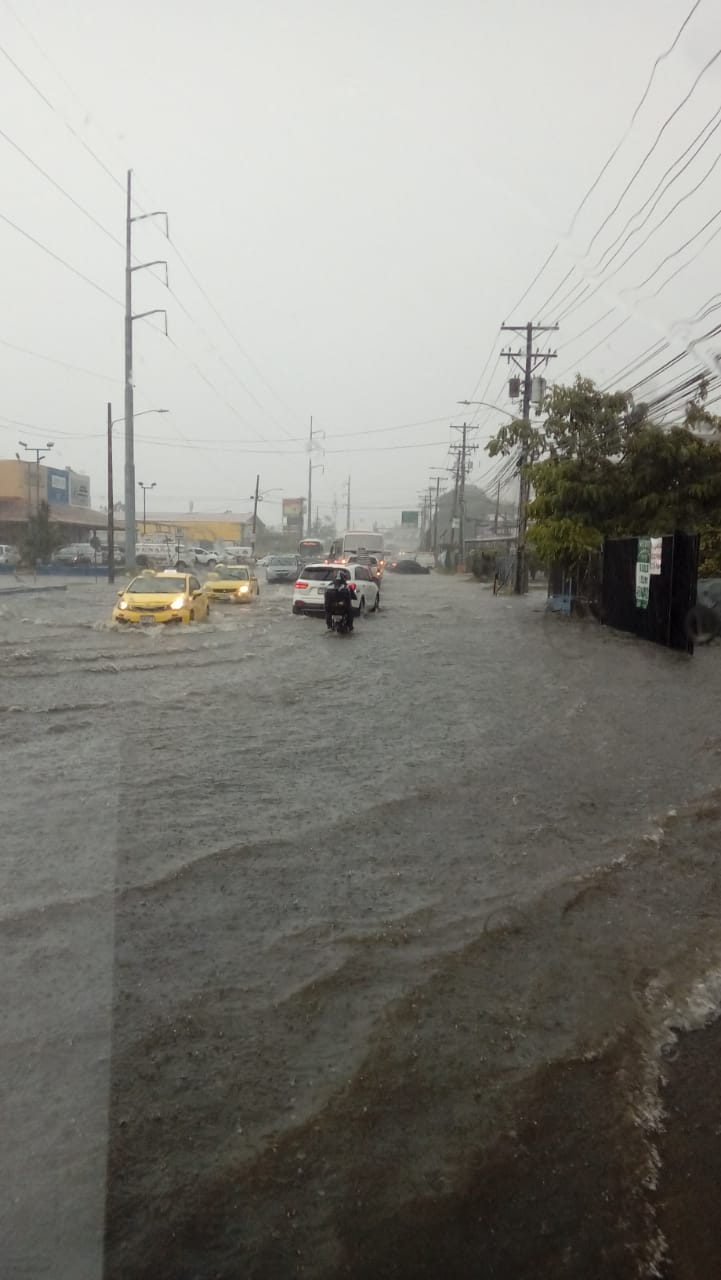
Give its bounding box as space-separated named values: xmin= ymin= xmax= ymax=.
xmin=401 ymin=510 xmax=419 ymax=526
xmin=636 ymin=537 xmax=651 ymax=608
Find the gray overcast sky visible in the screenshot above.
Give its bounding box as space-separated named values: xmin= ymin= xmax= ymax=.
xmin=3 ymin=0 xmax=720 ymax=526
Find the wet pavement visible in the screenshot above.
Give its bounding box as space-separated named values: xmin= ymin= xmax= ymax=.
xmin=2 ymin=570 xmax=721 ymax=1278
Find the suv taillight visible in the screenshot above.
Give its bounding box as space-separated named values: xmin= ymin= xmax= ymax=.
xmin=295 ymin=580 xmax=308 ymax=589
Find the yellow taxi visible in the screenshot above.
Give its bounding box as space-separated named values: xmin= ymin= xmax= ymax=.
xmin=113 ymin=571 xmax=210 ymax=625
xmin=205 ymin=563 xmax=260 ymax=603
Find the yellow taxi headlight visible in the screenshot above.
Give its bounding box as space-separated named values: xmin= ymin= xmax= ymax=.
xmin=239 ymin=584 xmax=249 ymax=593
xmin=170 ymin=596 xmax=186 ymax=610
xmin=119 ymin=600 xmax=129 ymax=610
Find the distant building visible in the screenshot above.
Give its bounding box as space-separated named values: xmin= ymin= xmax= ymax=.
xmin=131 ymin=511 xmax=263 ymax=545
xmin=0 ymin=459 xmax=107 ymax=545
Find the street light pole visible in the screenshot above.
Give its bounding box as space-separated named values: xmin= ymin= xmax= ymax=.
xmin=109 ymin=407 xmax=168 ymax=582
xmin=251 ymin=474 xmax=260 ymax=556
xmin=18 ymin=440 xmax=54 ymax=513
xmin=138 ymin=481 xmax=156 ymax=533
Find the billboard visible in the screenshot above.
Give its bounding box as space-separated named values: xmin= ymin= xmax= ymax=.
xmin=68 ymin=470 xmax=91 ymax=507
xmin=283 ymin=498 xmax=304 ymax=518
xmin=401 ymin=510 xmax=419 ymax=526
xmin=283 ymin=497 xmax=304 ymax=532
xmin=47 ymin=467 xmax=69 ymax=505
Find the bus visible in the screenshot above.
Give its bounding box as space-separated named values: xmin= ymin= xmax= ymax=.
xmin=328 ymin=531 xmax=385 ymax=565
xmin=298 ymin=538 xmax=324 ymax=563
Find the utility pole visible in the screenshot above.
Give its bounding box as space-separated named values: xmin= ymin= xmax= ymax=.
xmin=306 ymin=416 xmax=325 ymax=540
xmin=449 ymin=423 xmax=478 ymax=571
xmin=251 ymin=474 xmax=260 ymax=556
xmin=345 ymin=475 xmax=351 ymax=529
xmin=494 ymin=478 xmax=501 ymax=535
xmin=448 ymin=451 xmax=461 ymax=561
xmin=430 ymin=474 xmax=443 ymax=560
xmin=124 ymin=169 xmax=169 ymax=569
xmin=501 ymin=320 xmax=558 ymax=594
xmin=107 ymin=403 xmax=115 ymax=584
xmin=307 ymin=416 xmax=313 ymax=542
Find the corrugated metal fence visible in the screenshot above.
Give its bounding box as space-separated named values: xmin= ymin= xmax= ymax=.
xmin=601 ymin=533 xmax=698 ymax=653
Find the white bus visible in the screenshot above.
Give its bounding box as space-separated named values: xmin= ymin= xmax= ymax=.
xmin=328 ymin=530 xmax=385 ymax=565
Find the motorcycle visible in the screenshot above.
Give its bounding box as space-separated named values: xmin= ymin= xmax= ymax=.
xmin=329 ymin=607 xmax=353 ymax=635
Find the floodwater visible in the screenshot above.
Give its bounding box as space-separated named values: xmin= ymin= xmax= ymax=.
xmin=2 ymin=570 xmax=721 ymax=1278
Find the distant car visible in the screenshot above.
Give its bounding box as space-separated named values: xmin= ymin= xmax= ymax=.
xmin=0 ymin=543 xmax=20 ymax=567
xmin=205 ymin=563 xmax=260 ymax=603
xmin=388 ymin=557 xmax=431 ymax=574
xmin=354 ymin=553 xmax=383 ymax=585
xmin=292 ymin=562 xmax=380 ymax=617
xmin=113 ymin=571 xmax=209 ymax=625
xmin=266 ymin=554 xmax=300 ymax=583
xmin=53 ymin=543 xmax=97 ymax=566
xmin=191 ymin=547 xmax=221 ymax=567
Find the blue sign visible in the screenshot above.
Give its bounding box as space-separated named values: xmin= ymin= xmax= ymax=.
xmin=47 ymin=467 xmax=69 ymax=505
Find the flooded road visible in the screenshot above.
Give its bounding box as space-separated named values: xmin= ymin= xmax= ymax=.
xmin=3 ymin=570 xmax=721 ymax=1278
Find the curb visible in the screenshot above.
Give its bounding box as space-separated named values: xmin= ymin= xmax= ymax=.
xmin=0 ymin=584 xmax=69 ymax=596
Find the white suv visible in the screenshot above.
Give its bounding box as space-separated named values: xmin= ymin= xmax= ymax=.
xmin=191 ymin=547 xmax=221 ymax=567
xmin=292 ymin=562 xmax=380 ymax=617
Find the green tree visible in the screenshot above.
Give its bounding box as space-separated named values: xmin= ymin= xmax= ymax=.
xmin=486 ymin=376 xmax=721 ymax=573
xmin=22 ymin=501 xmax=64 ymax=565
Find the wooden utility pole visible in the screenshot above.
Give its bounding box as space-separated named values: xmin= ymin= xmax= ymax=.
xmin=449 ymin=423 xmax=478 ymax=570
xmin=501 ymin=320 xmax=558 ymax=594
xmin=345 ymin=475 xmax=351 ymax=528
xmin=430 ymin=475 xmax=443 ymax=560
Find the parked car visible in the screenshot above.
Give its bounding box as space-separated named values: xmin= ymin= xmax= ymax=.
xmin=266 ymin=554 xmax=300 ymax=584
xmin=113 ymin=571 xmax=210 ymax=625
xmin=0 ymin=543 xmax=20 ymax=567
xmin=205 ymin=563 xmax=260 ymax=602
xmin=53 ymin=543 xmax=98 ymax=566
xmin=388 ymin=557 xmax=431 ymax=575
xmin=292 ymin=562 xmax=380 ymax=617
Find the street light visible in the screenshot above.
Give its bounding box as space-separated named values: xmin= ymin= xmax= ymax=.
xmin=249 ymin=481 xmax=283 ymax=556
xmin=138 ymin=481 xmax=156 ymax=533
xmin=457 ymin=400 xmax=517 ymax=419
xmin=458 ymin=401 xmax=518 ymax=538
xmin=19 ymin=440 xmax=54 ymax=516
xmin=106 ymin=403 xmax=168 ymax=583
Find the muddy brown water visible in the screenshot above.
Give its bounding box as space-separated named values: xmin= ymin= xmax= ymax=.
xmin=2 ymin=572 xmax=721 ymax=1278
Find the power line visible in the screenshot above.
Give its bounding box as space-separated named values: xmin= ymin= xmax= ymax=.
xmin=555 ymin=316 xmax=631 ymax=381
xmin=585 ymin=34 xmax=721 ymax=256
xmin=0 ymin=336 xmax=118 ymax=383
xmin=0 ymin=210 xmax=122 ymax=306
xmin=506 ymin=245 xmax=558 ymax=315
xmin=0 ymin=38 xmax=125 ymax=195
xmin=594 ymin=101 xmax=721 ymax=275
xmin=0 ymin=125 xmax=125 ymax=250
xmin=571 ymin=0 xmax=707 ymax=237
xmin=165 ymin=233 xmax=299 ymax=429
xmin=563 ymin=139 xmax=721 ymax=324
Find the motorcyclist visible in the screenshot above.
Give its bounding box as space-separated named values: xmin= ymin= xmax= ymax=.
xmin=324 ymin=571 xmax=355 ymax=631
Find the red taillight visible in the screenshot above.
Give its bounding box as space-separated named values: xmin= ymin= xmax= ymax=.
xmin=295 ymin=580 xmax=308 ymax=589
